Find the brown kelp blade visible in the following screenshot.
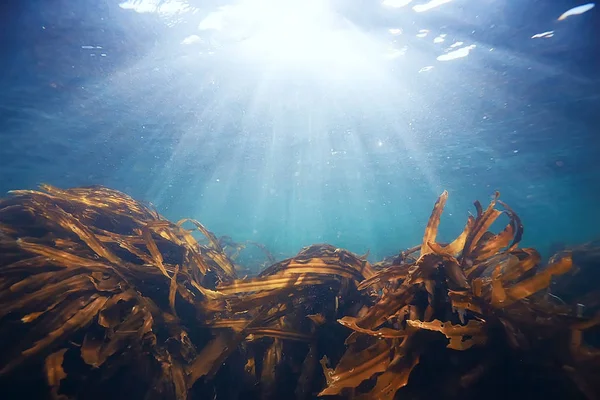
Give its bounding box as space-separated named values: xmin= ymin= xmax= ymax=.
xmin=44 ymin=348 xmax=68 ymax=400
xmin=420 ymin=191 xmax=448 ymax=256
xmin=0 ymin=185 xmax=598 ymax=400
xmin=318 ymin=339 xmax=392 ymax=396
xmin=355 ymin=355 xmax=420 ymax=400
xmin=406 ymin=319 xmax=487 ymax=350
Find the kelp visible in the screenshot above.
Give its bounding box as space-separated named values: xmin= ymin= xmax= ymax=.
xmin=0 ymin=185 xmax=599 ymax=400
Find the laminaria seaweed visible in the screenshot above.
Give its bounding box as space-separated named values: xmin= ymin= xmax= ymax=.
xmin=0 ymin=185 xmax=598 ymax=400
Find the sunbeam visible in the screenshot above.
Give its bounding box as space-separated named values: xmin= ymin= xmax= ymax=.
xmin=107 ymin=0 xmax=443 ymax=256
xmin=100 ymin=0 xmax=487 ymax=256
xmin=49 ymin=0 xmax=595 ymax=259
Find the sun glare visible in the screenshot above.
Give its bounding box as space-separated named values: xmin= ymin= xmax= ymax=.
xmin=197 ymin=0 xmax=385 ymax=79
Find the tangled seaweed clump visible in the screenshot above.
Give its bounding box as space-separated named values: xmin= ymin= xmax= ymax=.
xmin=0 ymin=185 xmax=599 ymax=400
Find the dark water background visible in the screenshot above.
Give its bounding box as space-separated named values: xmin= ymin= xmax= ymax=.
xmin=1 ymin=0 xmax=599 ymax=265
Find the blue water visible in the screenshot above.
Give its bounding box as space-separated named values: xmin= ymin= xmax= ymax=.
xmin=1 ymin=0 xmax=599 ymax=265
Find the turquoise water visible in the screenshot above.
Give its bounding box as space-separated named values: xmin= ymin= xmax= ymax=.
xmin=1 ymin=0 xmax=598 ymax=265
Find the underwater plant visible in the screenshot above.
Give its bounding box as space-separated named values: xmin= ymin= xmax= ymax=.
xmin=0 ymin=185 xmax=598 ymax=399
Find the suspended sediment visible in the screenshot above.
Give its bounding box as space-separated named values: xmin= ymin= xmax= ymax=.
xmin=0 ymin=185 xmax=598 ymax=399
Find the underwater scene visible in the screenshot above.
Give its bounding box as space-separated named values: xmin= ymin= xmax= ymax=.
xmin=0 ymin=0 xmax=599 ymax=399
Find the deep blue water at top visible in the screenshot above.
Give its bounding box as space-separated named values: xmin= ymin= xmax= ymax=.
xmin=0 ymin=0 xmax=599 ymax=266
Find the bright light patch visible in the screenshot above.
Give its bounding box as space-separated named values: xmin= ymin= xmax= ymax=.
xmin=198 ymin=7 xmax=229 ymax=31
xmin=437 ymin=44 xmax=475 ymax=61
xmin=181 ymin=35 xmax=202 ymax=45
xmin=433 ymin=34 xmax=446 ymax=43
xmin=385 ymin=46 xmax=408 ymax=59
xmin=413 ymin=0 xmax=452 ymax=13
xmin=119 ymin=0 xmax=193 ymax=16
xmin=195 ymin=0 xmax=388 ymax=79
xmin=531 ymin=31 xmax=554 ymax=39
xmin=558 ymin=3 xmax=595 ymax=20
xmin=382 ymin=0 xmax=413 ymax=7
